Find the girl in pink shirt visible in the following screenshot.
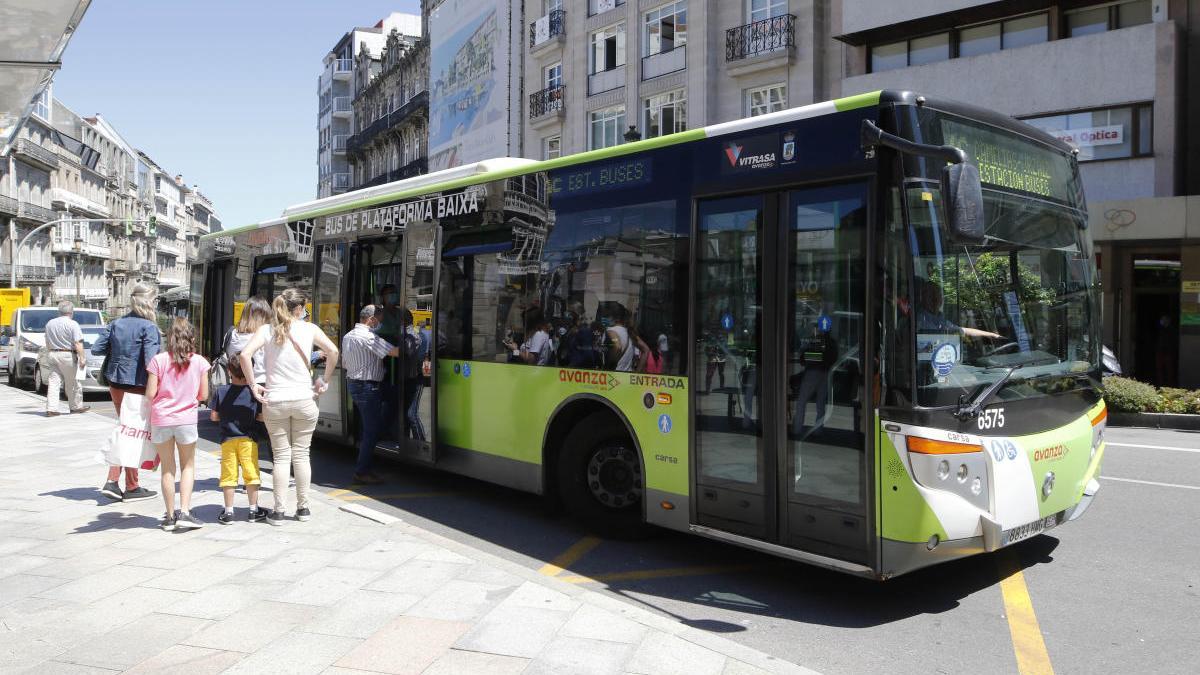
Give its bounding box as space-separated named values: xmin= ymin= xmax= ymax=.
xmin=146 ymin=318 xmax=210 ymax=532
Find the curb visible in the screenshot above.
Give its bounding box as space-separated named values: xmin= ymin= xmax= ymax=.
xmin=1109 ymin=411 xmax=1200 ymax=430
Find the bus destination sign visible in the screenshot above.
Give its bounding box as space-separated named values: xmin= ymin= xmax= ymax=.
xmin=315 ymin=190 xmax=480 ymax=241
xmin=550 ymin=158 xmax=652 ymax=198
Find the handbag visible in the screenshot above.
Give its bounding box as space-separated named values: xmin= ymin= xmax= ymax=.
xmin=209 ymin=328 xmax=234 ymax=390
xmin=97 ymin=392 xmax=159 ymax=470
xmin=95 ymin=325 xmax=112 ymax=387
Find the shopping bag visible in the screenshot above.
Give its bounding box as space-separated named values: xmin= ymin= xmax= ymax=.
xmin=97 ymin=393 xmax=160 ymax=470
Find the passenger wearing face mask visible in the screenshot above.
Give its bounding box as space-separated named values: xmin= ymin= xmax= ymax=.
xmin=341 ymin=304 xmax=400 ymax=483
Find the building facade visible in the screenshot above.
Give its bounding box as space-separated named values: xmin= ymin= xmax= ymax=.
xmin=317 ymin=13 xmax=422 ymax=198
xmin=830 ymin=0 xmax=1199 ymax=387
xmin=347 ymin=18 xmax=429 ymax=190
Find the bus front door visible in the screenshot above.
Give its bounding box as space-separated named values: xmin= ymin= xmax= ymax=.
xmin=693 ymin=182 xmax=870 ymax=566
xmin=395 ymin=223 xmax=439 ymax=463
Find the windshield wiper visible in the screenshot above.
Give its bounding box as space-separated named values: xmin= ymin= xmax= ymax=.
xmin=956 ymin=365 xmax=1023 ymax=421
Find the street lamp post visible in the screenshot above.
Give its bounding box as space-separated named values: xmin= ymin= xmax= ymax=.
xmin=72 ymin=236 xmax=82 ymax=305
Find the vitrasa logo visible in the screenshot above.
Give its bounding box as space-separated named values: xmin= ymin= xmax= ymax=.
xmin=559 ymin=369 xmax=619 ymax=391
xmin=723 ymin=141 xmax=776 ymax=169
xmin=1033 ymin=444 xmax=1069 ymax=462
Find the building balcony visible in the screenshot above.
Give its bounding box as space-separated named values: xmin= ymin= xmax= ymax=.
xmin=588 ymin=0 xmax=624 ymax=17
xmin=156 ymin=237 xmax=184 ymax=258
xmin=588 ymin=66 xmax=625 ymax=96
xmin=0 ymin=194 xmax=16 ymax=218
xmin=726 ymin=14 xmax=796 ymax=73
xmin=16 ymin=201 xmax=56 ymax=223
xmin=140 ymin=262 xmax=159 ymax=277
xmin=332 ymin=96 xmax=352 ymax=117
xmin=332 ymin=58 xmax=353 ymax=79
xmin=12 ymin=138 xmax=59 ymax=171
xmin=332 ymin=134 xmax=349 ymax=154
xmin=107 ymin=259 xmax=133 ymax=274
xmin=50 ymin=188 xmax=110 ymax=218
xmin=642 ymin=45 xmax=686 ymax=80
xmin=529 ymin=9 xmax=565 ymax=51
xmin=347 ymin=90 xmax=429 ymax=156
xmin=0 ymin=264 xmax=55 ymax=283
xmin=332 ymin=172 xmax=351 ymax=191
xmin=158 ymin=269 xmax=186 ymax=287
xmin=53 ymin=282 xmax=108 ymax=301
xmin=529 ymin=85 xmax=565 ymax=128
xmin=52 ymin=227 xmax=112 ymax=259
xmin=358 ymin=158 xmax=428 ymax=190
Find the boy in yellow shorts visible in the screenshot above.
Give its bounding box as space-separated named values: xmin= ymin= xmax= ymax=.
xmin=209 ymin=357 xmax=266 ymax=524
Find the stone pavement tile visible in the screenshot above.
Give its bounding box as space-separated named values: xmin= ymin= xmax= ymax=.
xmin=364 ymin=558 xmax=472 ymax=596
xmin=11 ymin=502 xmax=110 ymax=526
xmin=0 ymin=627 xmax=72 ymax=670
xmin=122 ymin=537 xmax=238 ymax=570
xmin=108 ymin=529 xmax=182 ymax=552
xmin=197 ymin=522 xmax=269 ymax=542
xmin=0 ymin=553 xmax=60 ymax=579
xmin=17 ymin=660 xmax=120 ymax=674
xmin=560 ymin=603 xmax=649 ymax=644
xmin=295 ymin=524 xmax=390 ymax=553
xmin=322 ymin=669 xmax=379 ymax=675
xmin=722 ymin=659 xmax=776 ymax=675
xmin=248 ymin=547 xmax=340 ymax=581
xmin=219 ymin=531 xmax=317 ymax=560
xmin=22 ymin=545 xmax=144 ymax=579
xmin=455 ymin=561 xmax=526 ymax=588
xmin=331 ymin=537 xmax=431 ymax=570
xmin=624 ymin=632 xmax=728 ymax=675
xmin=412 ymin=546 xmax=475 ymax=565
xmin=54 ymin=587 xmax=192 ymax=636
xmin=139 ymin=555 xmax=260 ymax=593
xmin=0 ymin=521 xmax=59 ymax=540
xmin=54 ymin=612 xmax=212 ymax=671
xmin=183 ymin=600 xmax=320 ymax=653
xmin=523 ymin=635 xmax=637 ymax=675
xmin=300 ymin=589 xmax=422 ymax=639
xmin=404 ymin=579 xmax=516 ymax=623
xmin=123 ymin=644 xmax=245 ymax=675
xmin=0 ymin=536 xmax=45 ymax=556
xmin=420 ymin=649 xmax=530 ymax=675
xmin=500 ymin=580 xmax=582 ymax=613
xmin=580 ymin=590 xmax=687 ymax=636
xmin=26 ymin=526 xmax=146 ymax=559
xmin=0 ymin=573 xmax=71 ymax=609
xmin=453 ymin=605 xmax=571 ymax=659
xmin=334 ymin=615 xmax=470 ymax=675
xmin=221 ymin=630 xmax=361 ymax=675
xmin=270 ymin=566 xmax=384 ymax=607
xmin=35 ymin=564 xmax=165 ymax=605
xmin=154 ymin=581 xmax=288 ymax=621
xmin=0 ymin=596 xmax=76 ymax=632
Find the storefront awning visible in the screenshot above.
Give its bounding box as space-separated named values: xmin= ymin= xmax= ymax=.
xmin=0 ymin=0 xmax=91 ymax=155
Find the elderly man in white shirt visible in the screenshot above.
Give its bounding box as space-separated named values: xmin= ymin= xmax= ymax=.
xmin=43 ymin=301 xmax=90 ymax=416
xmin=341 ymin=304 xmax=400 ymax=484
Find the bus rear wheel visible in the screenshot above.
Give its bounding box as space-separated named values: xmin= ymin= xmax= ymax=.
xmin=557 ymin=413 xmax=652 ymax=539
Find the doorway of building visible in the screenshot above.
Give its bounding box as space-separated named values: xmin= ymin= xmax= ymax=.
xmin=1131 ymin=255 xmax=1180 ymax=386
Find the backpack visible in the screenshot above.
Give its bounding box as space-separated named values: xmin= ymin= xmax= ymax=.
xmin=208 ymin=328 xmax=234 ymax=393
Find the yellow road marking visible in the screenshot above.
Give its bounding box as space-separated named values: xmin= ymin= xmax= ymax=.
xmin=342 ymin=491 xmax=457 ymax=501
xmin=558 ymin=563 xmax=761 ymax=584
xmin=326 ymin=488 xmax=352 ymax=499
xmin=538 ymin=535 xmax=602 ymax=577
xmin=998 ymin=551 xmax=1055 ymax=675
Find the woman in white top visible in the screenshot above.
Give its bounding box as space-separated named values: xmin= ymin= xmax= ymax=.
xmin=238 ymin=288 xmax=339 ymax=525
xmin=226 ymin=295 xmax=271 ymax=384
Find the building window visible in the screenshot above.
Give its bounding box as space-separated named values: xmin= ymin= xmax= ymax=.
xmin=748 ymin=0 xmax=787 ymax=23
xmin=31 ymin=86 xmax=51 ymax=122
xmin=870 ymin=13 xmax=1047 ymax=72
xmin=545 ymin=62 xmax=562 ymax=89
xmin=1022 ymin=103 xmax=1152 ymax=161
xmin=644 ymin=89 xmax=686 ymax=138
xmin=546 ymin=0 xmax=562 ymax=12
xmin=544 ymin=135 xmax=562 ymax=160
xmin=590 ymin=24 xmax=626 ymax=73
xmin=1066 ymin=0 xmax=1152 ymax=37
xmin=746 ymin=83 xmax=786 ymax=117
xmin=589 ymin=106 xmax=626 ymax=149
xmin=644 ymin=1 xmax=687 ymax=56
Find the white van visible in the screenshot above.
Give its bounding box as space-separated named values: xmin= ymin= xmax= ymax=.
xmin=8 ymin=306 xmax=107 ymax=392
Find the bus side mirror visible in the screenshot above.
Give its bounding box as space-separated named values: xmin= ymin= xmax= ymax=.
xmin=941 ymin=163 xmax=985 ymax=244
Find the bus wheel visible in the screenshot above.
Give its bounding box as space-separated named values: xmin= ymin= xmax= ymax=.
xmin=557 ymin=413 xmax=653 ymax=539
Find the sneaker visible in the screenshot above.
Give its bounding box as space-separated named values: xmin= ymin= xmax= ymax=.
xmin=100 ymin=481 xmax=124 ymax=500
xmin=45 ymin=411 xmax=61 ymax=417
xmin=266 ymin=509 xmax=286 ymax=526
xmin=352 ymin=472 xmax=383 ymax=485
xmin=217 ymin=510 xmax=234 ymax=525
xmin=295 ymin=507 xmax=311 ymax=522
xmin=174 ymin=511 xmax=204 ymax=530
xmin=161 ymin=514 xmax=176 ymax=532
xmin=122 ymin=486 xmax=157 ymax=503
xmin=248 ymin=508 xmax=267 ymax=523
xmin=69 ymin=406 xmax=91 ymax=414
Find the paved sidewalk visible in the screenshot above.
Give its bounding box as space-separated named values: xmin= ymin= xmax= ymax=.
xmin=0 ymin=385 xmax=816 ymax=675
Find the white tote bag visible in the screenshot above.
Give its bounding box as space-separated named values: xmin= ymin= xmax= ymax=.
xmin=97 ymin=393 xmax=160 ymax=470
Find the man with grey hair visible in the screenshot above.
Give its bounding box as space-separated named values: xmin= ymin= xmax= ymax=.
xmin=44 ymin=301 xmax=90 ymax=416
xmin=341 ymin=304 xmax=400 ymax=483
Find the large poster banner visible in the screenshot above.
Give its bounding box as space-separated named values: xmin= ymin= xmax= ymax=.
xmin=428 ymin=0 xmax=511 ymax=171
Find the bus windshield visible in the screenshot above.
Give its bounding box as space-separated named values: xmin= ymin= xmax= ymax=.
xmin=904 ymin=112 xmax=1101 ymax=408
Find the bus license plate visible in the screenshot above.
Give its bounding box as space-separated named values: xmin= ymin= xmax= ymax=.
xmin=1002 ymin=515 xmax=1059 ymax=547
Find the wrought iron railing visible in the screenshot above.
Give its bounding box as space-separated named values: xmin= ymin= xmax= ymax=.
xmin=726 ymin=14 xmax=796 ymax=61
xmin=0 ymin=194 xmax=16 ymax=217
xmin=360 ymin=158 xmax=428 ymax=189
xmin=13 ymin=138 xmax=59 ymax=169
xmin=346 ymin=90 xmax=428 ymax=156
xmin=529 ymin=9 xmax=566 ymax=47
xmin=17 ymin=201 xmax=56 ymax=223
xmin=0 ymin=264 xmax=55 ymax=282
xmin=529 ymin=85 xmax=565 ymax=119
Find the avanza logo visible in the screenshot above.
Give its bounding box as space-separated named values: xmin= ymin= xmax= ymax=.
xmin=724 ymin=143 xmax=743 ymax=167
xmin=559 ymin=369 xmax=619 ymax=391
xmin=1033 ymin=444 xmax=1069 ymax=462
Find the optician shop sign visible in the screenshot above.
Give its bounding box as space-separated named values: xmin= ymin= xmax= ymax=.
xmin=1048 ymin=125 xmax=1124 ymax=149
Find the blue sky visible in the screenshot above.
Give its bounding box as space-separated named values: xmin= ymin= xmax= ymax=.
xmin=52 ymin=1 xmax=420 ymax=229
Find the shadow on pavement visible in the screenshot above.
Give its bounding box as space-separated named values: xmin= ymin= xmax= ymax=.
xmin=40 ymin=486 xmax=114 ymax=506
xmin=70 ymin=510 xmax=160 ymax=533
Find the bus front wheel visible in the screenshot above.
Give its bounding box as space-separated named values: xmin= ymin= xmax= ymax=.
xmin=557 ymin=413 xmax=653 ymax=539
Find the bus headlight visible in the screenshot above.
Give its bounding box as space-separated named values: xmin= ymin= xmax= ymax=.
xmin=906 ymin=436 xmax=990 ymax=511
xmin=937 ymin=460 xmax=950 ymax=480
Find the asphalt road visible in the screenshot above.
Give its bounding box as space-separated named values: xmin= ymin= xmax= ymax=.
xmin=35 ymin=379 xmax=1200 ymax=674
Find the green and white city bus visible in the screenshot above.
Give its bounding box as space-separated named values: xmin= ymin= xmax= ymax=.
xmin=194 ymin=90 xmax=1106 ymax=579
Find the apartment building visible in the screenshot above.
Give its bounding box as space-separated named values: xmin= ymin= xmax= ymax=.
xmin=831 ymin=0 xmax=1200 ymax=387
xmin=347 ymin=14 xmax=428 ymax=190
xmin=318 ymin=13 xmax=422 ymax=198
xmin=522 ymin=0 xmax=831 ymax=160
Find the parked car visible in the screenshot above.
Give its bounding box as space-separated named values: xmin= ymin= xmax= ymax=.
xmin=35 ymin=323 xmax=110 ymax=394
xmin=8 ymin=307 xmax=105 ymax=390
xmin=0 ymin=335 xmax=9 ymax=372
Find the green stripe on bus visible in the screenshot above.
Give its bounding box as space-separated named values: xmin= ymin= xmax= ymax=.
xmin=833 ymin=91 xmax=882 ymax=112
xmin=204 ymin=222 xmax=265 ymax=239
